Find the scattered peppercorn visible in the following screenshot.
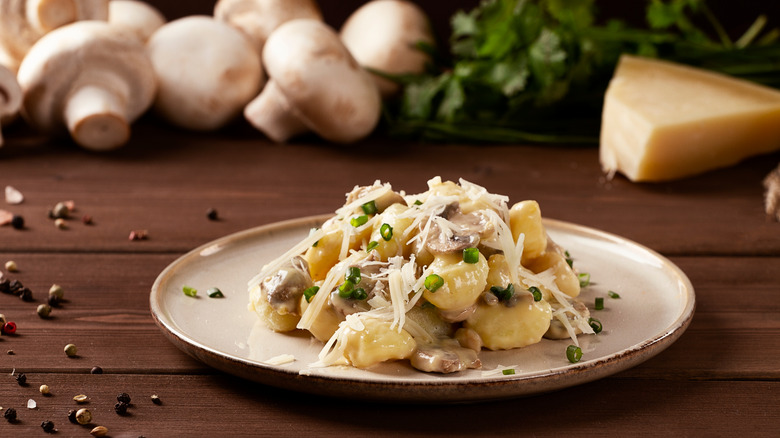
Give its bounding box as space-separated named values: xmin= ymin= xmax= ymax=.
xmin=0 ymin=279 xmax=9 ymax=293
xmin=206 ymin=207 xmax=218 ymax=220
xmin=90 ymin=366 xmax=103 ymax=375
xmin=64 ymin=343 xmax=78 ymax=357
xmin=150 ymin=394 xmax=162 ymax=405
xmin=117 ymin=393 xmax=131 ymax=404
xmin=5 ymin=260 xmax=18 ymax=272
xmin=6 ymin=350 xmax=13 ymax=355
xmin=49 ymin=280 xmax=66 ymax=300
xmin=48 ymin=295 xmax=61 ymax=307
xmin=41 ymin=420 xmax=55 ymax=433
xmin=4 ymin=407 xmax=17 ymax=422
xmin=0 ymin=313 xmax=6 ymax=323
xmin=50 ymin=202 xmax=69 ymax=219
xmin=75 ymin=408 xmax=92 ymax=425
xmin=90 ymin=425 xmax=109 ymax=437
xmin=2 ymin=321 xmax=17 ymax=335
xmin=40 ymin=385 xmax=50 ymax=395
xmin=73 ymin=394 xmax=88 ymax=403
xmin=67 ymin=409 xmax=78 ymax=424
xmin=15 ymin=372 xmax=26 ymax=385
xmin=114 ymin=401 xmax=128 ymax=415
xmin=54 ymin=218 xmax=67 ymax=229
xmin=37 ymin=304 xmax=52 ymax=318
xmin=82 ymin=215 xmax=93 ymax=225
xmin=10 ymin=215 xmax=24 ymax=230
xmin=19 ymin=287 xmax=33 ymax=301
xmin=8 ymin=279 xmax=22 ymax=294
xmin=128 ymin=229 xmax=148 ymax=241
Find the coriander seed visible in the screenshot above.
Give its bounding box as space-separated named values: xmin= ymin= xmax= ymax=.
xmin=37 ymin=304 xmax=52 ymax=318
xmin=41 ymin=420 xmax=55 ymax=433
xmin=64 ymin=343 xmax=78 ymax=357
xmin=90 ymin=425 xmax=109 ymax=437
xmin=75 ymin=408 xmax=92 ymax=425
xmin=4 ymin=260 xmax=18 ymax=272
xmin=49 ymin=284 xmax=64 ymax=300
xmin=73 ymin=394 xmax=88 ymax=403
xmin=0 ymin=313 xmax=6 ymax=324
xmin=40 ymin=384 xmax=50 ymax=395
xmin=51 ymin=202 xmax=69 ymax=219
xmin=54 ymin=218 xmax=67 ymax=229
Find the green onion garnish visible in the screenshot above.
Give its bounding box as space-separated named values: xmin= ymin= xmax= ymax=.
xmin=380 ymin=223 xmax=393 ymax=241
xmin=182 ymin=286 xmax=197 ymax=297
xmin=366 ymin=240 xmax=379 ymax=252
xmin=424 ymin=274 xmax=444 ymax=292
xmin=566 ymin=345 xmax=583 ymax=363
xmin=578 ymin=272 xmax=591 ymax=288
xmin=528 ymin=286 xmax=542 ymax=301
xmin=608 ymin=290 xmax=621 ymax=299
xmin=463 ymin=247 xmax=479 ymax=264
xmin=207 ymin=287 xmax=224 ymax=298
xmin=588 ymin=317 xmax=603 ymax=333
xmin=312 ymin=240 xmax=319 ymax=247
xmin=338 ymin=281 xmax=355 ymax=298
xmin=346 ymin=267 xmax=361 ymax=284
xmin=303 ymin=286 xmax=319 ymax=303
xmin=564 ymin=250 xmax=573 ymax=268
xmin=595 ymin=297 xmax=604 ymax=310
xmin=413 ymin=200 xmax=423 ymax=206
xmin=502 ymin=369 xmax=515 ymax=375
xmin=361 ymin=201 xmax=378 ymax=215
xmin=490 ymin=283 xmax=514 ymax=302
xmin=352 ymin=288 xmax=368 ymax=300
xmin=350 ymin=215 xmax=368 ymax=227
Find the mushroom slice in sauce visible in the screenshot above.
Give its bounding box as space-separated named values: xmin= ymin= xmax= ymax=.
xmin=410 ymin=339 xmax=481 ymax=374
xmin=544 ymin=299 xmax=591 ymax=340
xmin=330 ymin=254 xmax=390 ymax=317
xmin=260 ymin=255 xmax=312 ymax=316
xmin=424 ymin=202 xmax=495 ymax=255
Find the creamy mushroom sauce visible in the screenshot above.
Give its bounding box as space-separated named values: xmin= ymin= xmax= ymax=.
xmin=248 ymin=177 xmax=594 ymax=373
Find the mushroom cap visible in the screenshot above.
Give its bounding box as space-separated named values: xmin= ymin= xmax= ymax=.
xmin=262 ymin=19 xmax=381 ymax=143
xmin=214 ymin=0 xmax=322 ymax=57
xmin=340 ymin=0 xmax=434 ymax=97
xmin=147 ymin=15 xmax=264 ymax=131
xmin=0 ymin=0 xmax=109 ymax=69
xmin=16 ymin=20 xmax=156 ymax=134
xmin=108 ymin=0 xmax=166 ymax=42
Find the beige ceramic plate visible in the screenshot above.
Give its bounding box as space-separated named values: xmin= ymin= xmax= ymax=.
xmin=150 ymin=215 xmax=695 ymax=403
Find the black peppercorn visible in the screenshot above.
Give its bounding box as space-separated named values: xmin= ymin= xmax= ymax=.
xmin=206 ymin=208 xmax=218 ymax=220
xmin=48 ymin=295 xmax=60 ymax=307
xmin=19 ymin=287 xmax=33 ymax=302
xmin=8 ymin=280 xmax=23 ymax=295
xmin=10 ymin=215 xmax=24 ymax=230
xmin=67 ymin=409 xmax=78 ymax=424
xmin=114 ymin=401 xmax=129 ymax=415
xmin=41 ymin=420 xmax=55 ymax=432
xmin=4 ymin=407 xmax=17 ymax=421
xmin=90 ymin=366 xmax=103 ymax=374
xmin=15 ymin=372 xmax=26 ymax=385
xmin=117 ymin=392 xmax=131 ymax=404
xmin=0 ymin=278 xmax=9 ymax=293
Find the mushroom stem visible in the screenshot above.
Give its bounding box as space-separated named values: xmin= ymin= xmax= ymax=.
xmin=244 ymin=80 xmax=309 ymax=142
xmin=64 ymin=84 xmax=130 ymax=151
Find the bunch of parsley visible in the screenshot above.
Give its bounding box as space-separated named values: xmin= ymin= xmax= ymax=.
xmin=382 ymin=0 xmax=780 ymax=144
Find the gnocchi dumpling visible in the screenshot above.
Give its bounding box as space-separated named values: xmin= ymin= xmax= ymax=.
xmin=466 ymin=296 xmax=552 ymax=350
xmin=342 ymin=318 xmax=416 ymax=368
xmin=509 ymin=200 xmax=547 ymax=264
xmin=423 ymin=252 xmax=488 ymax=312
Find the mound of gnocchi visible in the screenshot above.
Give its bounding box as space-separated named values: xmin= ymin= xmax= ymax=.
xmin=248 ymin=177 xmax=594 ymax=373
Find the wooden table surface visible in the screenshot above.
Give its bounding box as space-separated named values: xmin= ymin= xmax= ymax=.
xmin=2 ymin=1 xmax=780 ymax=437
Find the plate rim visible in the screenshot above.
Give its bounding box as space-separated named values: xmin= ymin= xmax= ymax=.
xmin=150 ymin=214 xmax=696 ymax=403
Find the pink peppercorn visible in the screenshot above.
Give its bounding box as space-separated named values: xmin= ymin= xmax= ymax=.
xmin=2 ymin=322 xmax=17 ymax=335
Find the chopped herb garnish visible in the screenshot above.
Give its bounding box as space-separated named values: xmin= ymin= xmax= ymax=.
xmin=595 ymin=297 xmax=604 ymax=310
xmin=338 ymin=281 xmax=355 ymax=298
xmin=380 ymin=223 xmax=394 ymax=241
xmin=350 ymin=215 xmax=368 ymax=227
xmin=578 ymin=272 xmax=591 ymax=288
xmin=352 ymin=288 xmax=368 ymax=300
xmin=608 ymin=290 xmax=621 ymax=299
xmin=182 ymin=286 xmax=197 ymax=297
xmin=490 ymin=283 xmax=515 ymax=302
xmin=566 ymin=345 xmax=583 ymax=363
xmin=502 ymin=369 xmax=515 ymax=375
xmin=463 ymin=247 xmax=479 ymax=264
xmin=312 ymin=240 xmax=319 ymax=247
xmin=564 ymin=250 xmax=573 ymax=268
xmin=303 ymin=286 xmax=319 ymax=303
xmin=207 ymin=287 xmax=224 ymax=298
xmin=361 ymin=201 xmax=378 ymax=215
xmin=589 ymin=317 xmax=603 ymax=334
xmin=424 ymin=274 xmax=444 ymax=292
xmin=366 ymin=240 xmax=379 ymax=252
xmin=528 ymin=286 xmax=542 ymax=301
xmin=413 ymin=200 xmax=423 ymax=206
xmin=346 ymin=267 xmax=361 ymax=284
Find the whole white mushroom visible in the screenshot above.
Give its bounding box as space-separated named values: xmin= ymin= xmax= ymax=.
xmin=0 ymin=64 xmax=23 ymax=147
xmin=340 ymin=0 xmax=435 ymax=97
xmin=0 ymin=0 xmax=109 ymax=72
xmin=244 ymin=19 xmax=381 ymax=144
xmin=214 ymin=0 xmax=322 ymax=58
xmin=16 ymin=21 xmax=156 ymax=151
xmin=108 ymin=0 xmax=166 ymax=42
xmin=147 ymin=16 xmax=264 ymax=131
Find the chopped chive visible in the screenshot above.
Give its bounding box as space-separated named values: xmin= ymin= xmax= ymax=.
xmin=588 ymin=317 xmax=603 ymax=333
xmin=361 ymin=201 xmax=378 ymax=215
xmin=207 ymin=287 xmax=224 ymax=298
xmin=566 ymin=345 xmax=583 ymax=363
xmin=413 ymin=200 xmax=423 ymax=206
xmin=578 ymin=272 xmax=591 ymax=288
xmin=338 ymin=281 xmax=354 ymax=298
xmin=608 ymin=290 xmax=621 ymax=299
xmin=366 ymin=240 xmax=379 ymax=252
xmin=352 ymin=288 xmax=368 ymax=300
xmin=502 ymin=369 xmax=515 ymax=375
xmin=350 ymin=215 xmax=368 ymax=227
xmin=312 ymin=240 xmax=319 ymax=247
xmin=528 ymin=286 xmax=542 ymax=301
xmin=424 ymin=274 xmax=444 ymax=292
xmin=182 ymin=286 xmax=197 ymax=297
xmin=303 ymin=286 xmax=319 ymax=303
xmin=380 ymin=223 xmax=393 ymax=241
xmin=463 ymin=247 xmax=479 ymax=264
xmin=490 ymin=283 xmax=514 ymax=302
xmin=346 ymin=267 xmax=361 ymax=284
xmin=564 ymin=250 xmax=573 ymax=268
xmin=595 ymin=297 xmax=604 ymax=310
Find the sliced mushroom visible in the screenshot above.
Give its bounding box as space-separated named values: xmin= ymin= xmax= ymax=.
xmin=544 ymin=299 xmax=591 ymax=340
xmin=244 ymin=19 xmax=381 ymax=143
xmin=16 ymin=21 xmax=156 ymax=151
xmin=147 ymin=16 xmax=264 ymax=131
xmin=108 ymin=0 xmax=166 ymax=43
xmin=410 ymin=339 xmax=481 ymax=374
xmin=0 ymin=0 xmax=109 ymax=72
xmin=424 ymin=203 xmax=485 ymax=255
xmin=260 ymin=255 xmax=313 ymax=316
xmin=340 ymin=0 xmax=435 ymax=97
xmin=214 ymin=0 xmax=322 ymax=58
xmin=0 ymin=64 xmax=22 ymax=147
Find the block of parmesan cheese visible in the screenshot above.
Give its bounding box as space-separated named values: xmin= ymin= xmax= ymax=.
xmin=599 ymin=55 xmax=780 ymax=182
